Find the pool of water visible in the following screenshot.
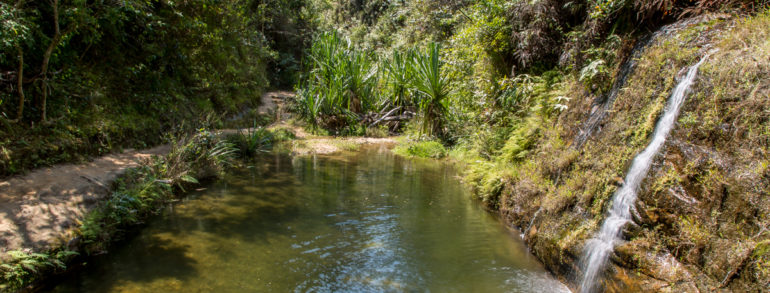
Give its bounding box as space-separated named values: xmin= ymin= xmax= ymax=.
xmin=53 ymin=145 xmax=569 ymax=292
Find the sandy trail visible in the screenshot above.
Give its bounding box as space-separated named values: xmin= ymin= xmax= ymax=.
xmin=0 ymin=145 xmax=170 ymax=252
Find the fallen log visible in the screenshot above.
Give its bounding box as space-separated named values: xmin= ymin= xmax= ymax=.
xmin=369 ymin=106 xmax=402 ymax=127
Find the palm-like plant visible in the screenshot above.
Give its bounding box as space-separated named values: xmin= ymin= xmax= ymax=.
xmin=344 ymin=50 xmax=378 ymax=112
xmin=384 ymin=49 xmax=416 ymax=108
xmin=412 ymin=43 xmax=449 ymax=137
xmin=298 ymin=30 xmax=381 ymax=131
xmin=230 ymin=126 xmax=273 ymax=157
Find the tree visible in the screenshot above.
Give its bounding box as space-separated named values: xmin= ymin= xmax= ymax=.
xmin=0 ymin=1 xmax=29 ymax=121
xmin=39 ymin=0 xmax=81 ymax=122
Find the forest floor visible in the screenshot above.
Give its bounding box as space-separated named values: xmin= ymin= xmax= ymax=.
xmin=0 ymin=91 xmax=395 ymax=254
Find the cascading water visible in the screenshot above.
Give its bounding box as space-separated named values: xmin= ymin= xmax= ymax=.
xmin=573 ymin=17 xmax=713 ymax=149
xmin=579 ymin=52 xmax=714 ymax=293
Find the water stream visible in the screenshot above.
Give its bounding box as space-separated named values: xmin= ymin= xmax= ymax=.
xmin=579 ymin=53 xmax=712 ymax=292
xmin=53 ymin=145 xmax=569 ymax=292
xmin=574 ymin=19 xmax=708 ymax=149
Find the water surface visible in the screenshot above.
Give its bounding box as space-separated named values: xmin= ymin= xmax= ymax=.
xmin=55 ymin=145 xmax=569 ymax=292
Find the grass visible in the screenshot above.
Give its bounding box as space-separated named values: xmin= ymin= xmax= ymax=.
xmin=82 ymin=129 xmax=236 ymax=251
xmin=393 ymin=138 xmax=447 ymax=159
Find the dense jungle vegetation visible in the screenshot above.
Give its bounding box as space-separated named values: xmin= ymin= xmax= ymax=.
xmin=0 ymin=0 xmax=309 ymax=176
xmin=1 ymin=0 xmax=764 ymax=175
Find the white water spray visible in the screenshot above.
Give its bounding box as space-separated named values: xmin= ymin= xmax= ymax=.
xmin=579 ymin=52 xmax=713 ymax=293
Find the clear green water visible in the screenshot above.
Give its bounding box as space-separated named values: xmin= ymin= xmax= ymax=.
xmin=53 ymin=145 xmax=569 ymax=293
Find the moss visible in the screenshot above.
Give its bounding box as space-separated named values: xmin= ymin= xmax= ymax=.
xmin=752 ymin=240 xmax=770 ymax=283
xmin=329 ymin=140 xmax=362 ymax=152
xmin=443 ymin=11 xmax=770 ymax=291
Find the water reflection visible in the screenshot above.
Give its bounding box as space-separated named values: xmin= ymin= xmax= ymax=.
xmin=53 ymin=145 xmax=569 ymax=293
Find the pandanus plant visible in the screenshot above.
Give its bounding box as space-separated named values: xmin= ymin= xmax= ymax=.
xmin=411 ymin=43 xmax=449 ymax=137
xmin=384 ymin=50 xmax=416 ymax=108
xmin=300 ymin=31 xmax=381 ymax=130
xmin=345 ymin=50 xmax=379 ymax=112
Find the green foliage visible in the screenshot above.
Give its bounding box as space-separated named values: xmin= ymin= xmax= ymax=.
xmin=578 ymin=34 xmax=622 ymax=94
xmin=412 ymin=43 xmax=450 ymax=137
xmin=269 ymin=127 xmax=297 ymax=142
xmin=0 ymin=0 xmax=310 ymax=177
xmin=164 ymin=129 xmax=237 ymax=183
xmin=80 ymin=129 xmax=235 ymax=252
xmin=0 ymin=250 xmax=78 ymax=291
xmin=227 ymin=127 xmax=275 ymax=157
xmin=294 ymin=32 xmax=452 ymax=138
xmin=498 ymin=117 xmax=541 ymax=163
xmin=393 ymin=139 xmax=447 ymax=159
xmin=295 ymin=31 xmax=381 ymax=132
xmin=79 ymin=165 xmax=171 ymax=244
xmin=0 ymin=2 xmax=29 ymax=55
xmin=383 ymin=49 xmax=417 ymax=108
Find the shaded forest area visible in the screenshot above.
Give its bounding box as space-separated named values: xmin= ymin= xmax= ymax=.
xmin=0 ymin=0 xmax=309 ymax=176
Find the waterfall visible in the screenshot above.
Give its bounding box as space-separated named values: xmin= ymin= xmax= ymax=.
xmin=572 ymin=36 xmax=650 ymax=149
xmin=573 ymin=18 xmax=709 ymax=149
xmin=578 ymin=52 xmax=713 ymax=293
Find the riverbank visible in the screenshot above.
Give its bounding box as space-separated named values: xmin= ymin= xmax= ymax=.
xmin=454 ymin=13 xmax=770 ymax=292
xmin=0 ymin=121 xmax=402 ymax=291
xmin=0 ymin=145 xmax=170 ymax=252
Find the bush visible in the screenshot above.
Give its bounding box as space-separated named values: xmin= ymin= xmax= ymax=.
xmin=227 ymin=127 xmax=275 ymax=158
xmin=270 ymin=127 xmax=297 ymax=142
xmin=365 ymin=125 xmax=390 ymax=138
xmin=80 ymin=129 xmax=236 ymax=252
xmin=0 ymin=250 xmax=77 ymax=292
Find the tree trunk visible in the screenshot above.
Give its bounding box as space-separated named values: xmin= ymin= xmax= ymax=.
xmin=12 ymin=0 xmax=25 ymax=122
xmin=40 ymin=0 xmax=61 ymax=122
xmin=15 ymin=46 xmax=25 ymax=121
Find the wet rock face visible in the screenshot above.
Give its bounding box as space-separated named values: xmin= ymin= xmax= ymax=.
xmin=476 ymin=12 xmax=770 ymax=292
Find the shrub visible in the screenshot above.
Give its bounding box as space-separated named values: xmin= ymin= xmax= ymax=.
xmin=295 ymin=31 xmax=381 ymax=133
xmin=412 ymin=43 xmax=450 ymax=137
xmin=0 ymin=250 xmax=78 ymax=291
xmin=227 ymin=127 xmax=275 ymax=158
xmin=365 ymin=125 xmax=390 ymax=138
xmin=80 ymin=129 xmax=236 ymax=253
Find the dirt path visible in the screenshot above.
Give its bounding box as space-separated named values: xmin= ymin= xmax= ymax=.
xmin=0 ymin=145 xmax=170 ymax=252
xmin=257 ymin=90 xmax=294 ymax=117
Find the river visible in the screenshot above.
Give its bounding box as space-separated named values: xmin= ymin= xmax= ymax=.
xmin=53 ymin=144 xmax=569 ymax=292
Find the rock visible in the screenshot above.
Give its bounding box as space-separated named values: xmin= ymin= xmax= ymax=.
xmin=528 ymin=224 xmax=538 ymax=239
